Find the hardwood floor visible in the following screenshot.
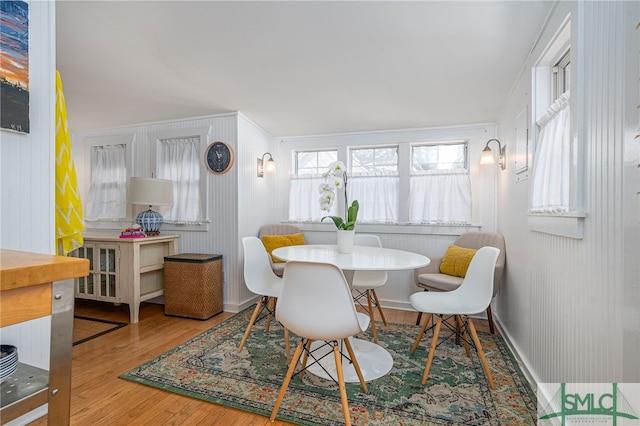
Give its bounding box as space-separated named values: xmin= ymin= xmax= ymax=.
xmin=29 ymin=299 xmax=495 ymax=426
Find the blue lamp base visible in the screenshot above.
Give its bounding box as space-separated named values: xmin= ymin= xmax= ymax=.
xmin=135 ymin=209 xmax=164 ymax=235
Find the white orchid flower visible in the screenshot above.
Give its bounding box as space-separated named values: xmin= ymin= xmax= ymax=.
xmin=328 ymin=161 xmax=346 ymax=175
xmin=318 ymin=182 xmax=332 ymax=194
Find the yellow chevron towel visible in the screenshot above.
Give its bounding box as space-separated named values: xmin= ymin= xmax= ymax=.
xmin=55 ymin=70 xmax=85 ymax=255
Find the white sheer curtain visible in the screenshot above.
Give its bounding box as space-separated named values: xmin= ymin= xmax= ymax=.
xmin=347 ymin=172 xmax=398 ymax=223
xmin=85 ymin=144 xmax=127 ymax=220
xmin=289 ymin=174 xmax=339 ymax=221
xmin=409 ymin=170 xmax=471 ymax=224
xmin=530 ymin=91 xmax=571 ymax=213
xmin=157 ymin=137 xmax=203 ymax=224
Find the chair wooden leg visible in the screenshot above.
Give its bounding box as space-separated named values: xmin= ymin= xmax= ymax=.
xmin=237 ymin=298 xmax=264 ymax=353
xmin=299 ymin=339 xmax=313 ymax=380
xmin=270 ymin=341 xmax=304 ymax=422
xmin=343 ymin=338 xmax=368 ymax=393
xmin=366 ymin=291 xmax=378 ymax=343
xmin=467 ymin=318 xmax=496 ymax=389
xmin=422 ymin=315 xmax=442 ymax=385
xmin=458 ymin=315 xmax=471 ymax=357
xmin=284 ymin=328 xmax=291 ymax=362
xmin=333 ymin=345 xmax=352 ymax=426
xmin=486 ymin=305 xmax=496 ymax=334
xmin=370 ymin=289 xmax=388 ymax=326
xmin=415 ymin=311 xmax=423 ymax=326
xmin=410 ymin=313 xmax=432 ymax=354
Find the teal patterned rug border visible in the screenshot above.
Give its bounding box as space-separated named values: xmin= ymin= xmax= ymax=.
xmin=120 ymin=307 xmax=537 ymax=425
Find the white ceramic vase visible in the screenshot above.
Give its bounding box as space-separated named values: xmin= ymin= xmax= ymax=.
xmin=336 ymin=229 xmax=355 ymax=254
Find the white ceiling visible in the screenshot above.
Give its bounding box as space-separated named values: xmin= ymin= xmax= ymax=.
xmin=55 ymin=1 xmax=553 ymax=137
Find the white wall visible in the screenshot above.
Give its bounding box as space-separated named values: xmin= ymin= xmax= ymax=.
xmin=1 ymin=1 xmax=55 ymax=254
xmin=495 ymin=1 xmax=640 ymax=383
xmin=73 ymin=112 xmax=280 ymax=312
xmin=236 ymin=113 xmax=280 ymax=309
xmin=0 ymin=2 xmax=56 ymax=423
xmin=74 ymin=114 xmax=246 ymax=311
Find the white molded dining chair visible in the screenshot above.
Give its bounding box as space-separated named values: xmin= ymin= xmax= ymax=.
xmin=238 ymin=237 xmax=289 ymax=357
xmin=409 ymin=246 xmax=500 ymax=389
xmin=350 ymin=234 xmax=388 ymax=343
xmin=270 ymin=261 xmax=370 ymax=426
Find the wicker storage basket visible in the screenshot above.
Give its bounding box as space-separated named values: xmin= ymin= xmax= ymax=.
xmin=163 ymin=253 xmax=223 ymax=319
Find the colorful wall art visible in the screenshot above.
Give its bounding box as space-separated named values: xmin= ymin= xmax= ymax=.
xmin=1 ymin=0 xmax=29 ymax=134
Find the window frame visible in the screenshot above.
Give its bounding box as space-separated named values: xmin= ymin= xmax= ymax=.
xmin=82 ymin=133 xmax=134 ymax=230
xmin=529 ymin=14 xmax=585 ymax=239
xmin=148 ymin=126 xmax=211 ymax=232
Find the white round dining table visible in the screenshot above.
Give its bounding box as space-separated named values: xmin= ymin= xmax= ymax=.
xmin=272 ymin=244 xmax=430 ymax=383
xmin=272 ymin=244 xmax=430 ymax=271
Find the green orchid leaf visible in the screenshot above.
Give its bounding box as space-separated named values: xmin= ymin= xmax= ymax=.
xmin=321 ymin=216 xmax=346 ymax=229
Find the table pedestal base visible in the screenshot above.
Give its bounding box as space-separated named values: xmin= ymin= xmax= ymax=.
xmin=305 ymin=338 xmax=393 ymax=383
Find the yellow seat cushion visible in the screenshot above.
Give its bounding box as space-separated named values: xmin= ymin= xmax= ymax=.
xmin=261 ymin=233 xmax=306 ymax=263
xmin=439 ymin=245 xmax=478 ymax=278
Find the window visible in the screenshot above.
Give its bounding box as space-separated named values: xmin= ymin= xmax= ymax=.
xmin=412 ymin=143 xmax=466 ymax=171
xmin=351 ymin=146 xmax=398 ymax=173
xmin=349 ymin=146 xmax=398 ymax=223
xmin=530 ymin=16 xmax=573 ymax=214
xmin=288 ymin=150 xmax=339 ymax=221
xmin=408 ymin=141 xmax=471 ymax=224
xmin=85 ymin=144 xmax=127 ymax=221
xmin=156 ymin=136 xmax=204 ymax=224
xmin=553 ymin=50 xmax=570 ymax=101
xmin=294 ymin=150 xmax=338 ymax=175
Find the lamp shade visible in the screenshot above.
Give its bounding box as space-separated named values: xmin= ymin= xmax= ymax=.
xmin=128 ymin=177 xmax=174 ymax=206
xmin=480 ymin=147 xmax=496 ymax=165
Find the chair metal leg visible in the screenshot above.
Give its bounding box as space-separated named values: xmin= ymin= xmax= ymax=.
xmin=333 ymin=345 xmax=352 ymax=426
xmin=467 ymin=318 xmax=496 ymax=389
xmin=410 ymin=313 xmax=432 ymax=354
xmin=343 ymin=338 xmax=368 ymax=393
xmin=270 ymin=340 xmax=304 ymax=422
xmin=237 ymin=297 xmax=265 ymax=353
xmin=422 ymin=315 xmax=442 ymax=385
xmin=370 ymin=289 xmax=388 ymax=326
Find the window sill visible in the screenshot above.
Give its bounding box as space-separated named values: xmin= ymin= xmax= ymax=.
xmin=289 ymin=221 xmax=482 ymax=236
xmin=527 ymin=212 xmax=586 ymax=239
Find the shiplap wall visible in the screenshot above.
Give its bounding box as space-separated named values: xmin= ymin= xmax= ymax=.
xmin=74 ymin=113 xmax=281 ymax=312
xmin=0 ymin=2 xmax=56 ymax=423
xmin=495 ymin=1 xmax=640 ymax=383
xmin=0 ymin=0 xmax=55 ymax=372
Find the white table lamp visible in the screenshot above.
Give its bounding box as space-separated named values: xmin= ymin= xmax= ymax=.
xmin=128 ymin=177 xmax=174 ymax=235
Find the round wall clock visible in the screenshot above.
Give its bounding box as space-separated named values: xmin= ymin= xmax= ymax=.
xmin=205 ymin=141 xmax=234 ymax=174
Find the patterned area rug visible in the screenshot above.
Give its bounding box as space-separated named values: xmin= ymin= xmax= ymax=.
xmin=121 ymin=307 xmax=536 ymax=425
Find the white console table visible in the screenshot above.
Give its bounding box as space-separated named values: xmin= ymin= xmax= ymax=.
xmin=72 ymin=233 xmax=179 ymax=323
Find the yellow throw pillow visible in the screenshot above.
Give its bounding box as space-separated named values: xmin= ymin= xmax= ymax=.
xmin=261 ymin=233 xmax=306 ymax=263
xmin=439 ymin=245 xmax=478 ymax=278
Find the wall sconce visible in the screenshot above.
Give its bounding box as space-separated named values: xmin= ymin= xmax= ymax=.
xmin=480 ymin=138 xmax=506 ymax=170
xmin=128 ymin=177 xmax=174 ymax=235
xmin=257 ymin=152 xmax=275 ymax=178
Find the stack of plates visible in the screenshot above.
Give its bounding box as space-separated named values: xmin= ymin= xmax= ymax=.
xmin=0 ymin=345 xmax=18 ymax=382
